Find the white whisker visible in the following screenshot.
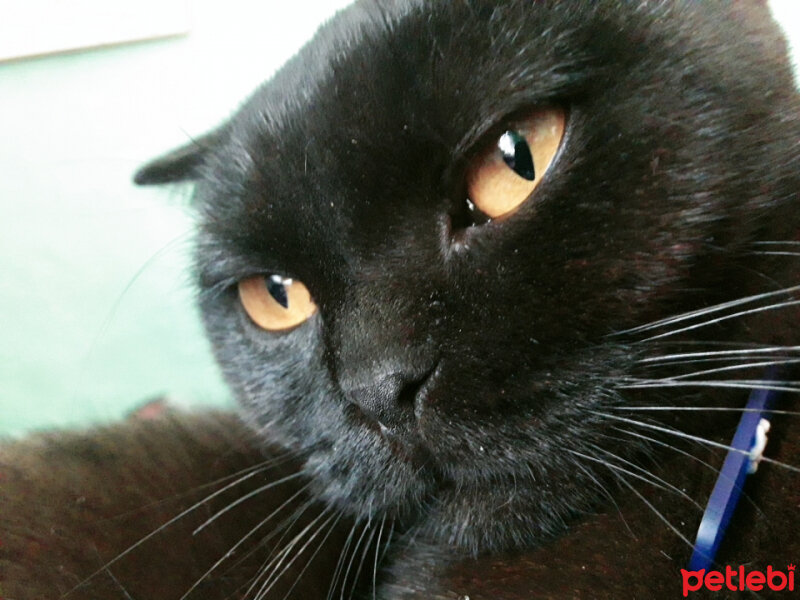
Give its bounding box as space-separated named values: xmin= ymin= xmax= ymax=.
xmin=378 ymin=519 xmax=395 ymax=564
xmin=239 ymin=499 xmax=318 ymax=600
xmin=101 ymin=453 xmax=297 ymax=525
xmin=63 ymin=466 xmax=269 ymax=597
xmin=615 ymin=471 xmax=695 ymax=548
xmin=339 ymin=522 xmax=372 ymax=600
xmin=641 ymin=298 xmax=800 ymax=342
xmin=593 ymin=412 xmax=800 ymax=474
xmin=279 ymin=511 xmax=345 ymax=600
xmin=348 ymin=524 xmax=380 ymax=600
xmin=652 ymin=358 xmax=800 ymax=380
xmin=570 ymin=449 xmax=695 ymax=548
xmin=610 ymin=427 xmax=768 ymax=518
xmin=639 ymin=346 xmax=800 ymax=363
xmin=616 ymin=378 xmax=800 ymax=393
xmin=570 ymin=460 xmax=636 ymax=538
xmin=751 ymin=241 xmax=800 ymax=246
xmin=193 ymin=471 xmax=305 ymax=535
xmin=179 ymin=482 xmax=312 ymax=600
xmin=567 ymin=448 xmax=696 ymax=507
xmin=103 ymin=566 xmax=136 ymax=600
xmin=253 ymin=508 xmax=338 ymax=600
xmin=372 ymin=515 xmax=387 ymax=600
xmin=612 ymin=284 xmax=800 ymax=337
xmin=586 ymin=444 xmax=702 ymax=509
xmin=643 ymin=356 xmax=796 ymax=370
xmin=609 ymin=406 xmax=800 ymax=416
xmin=327 ymin=522 xmax=360 ymax=600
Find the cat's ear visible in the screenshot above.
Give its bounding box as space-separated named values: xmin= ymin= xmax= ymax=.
xmin=133 ymin=128 xmax=226 ymax=185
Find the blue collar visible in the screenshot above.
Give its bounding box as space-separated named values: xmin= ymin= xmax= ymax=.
xmin=688 ymin=368 xmax=782 ymax=571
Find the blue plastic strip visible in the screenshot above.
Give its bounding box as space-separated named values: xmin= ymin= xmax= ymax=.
xmin=688 ymin=369 xmax=781 ymax=571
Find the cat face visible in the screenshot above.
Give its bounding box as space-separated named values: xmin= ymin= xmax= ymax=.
xmin=138 ymin=0 xmax=800 ymax=552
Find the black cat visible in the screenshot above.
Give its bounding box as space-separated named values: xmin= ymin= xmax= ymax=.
xmin=2 ymin=1 xmax=799 ymax=598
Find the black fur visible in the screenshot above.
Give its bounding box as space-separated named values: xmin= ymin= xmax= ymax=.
xmin=4 ymin=1 xmax=799 ymax=597
xmin=173 ymin=0 xmax=799 ymax=553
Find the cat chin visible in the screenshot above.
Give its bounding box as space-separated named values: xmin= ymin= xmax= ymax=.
xmin=418 ymin=484 xmax=594 ymax=555
xmin=299 ymin=448 xmax=583 ymax=555
xmin=284 ymin=403 xmax=616 ymax=555
xmin=299 ymin=423 xmax=434 ymax=518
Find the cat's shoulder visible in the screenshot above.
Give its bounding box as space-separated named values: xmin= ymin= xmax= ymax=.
xmin=0 ymin=412 xmax=345 ymax=599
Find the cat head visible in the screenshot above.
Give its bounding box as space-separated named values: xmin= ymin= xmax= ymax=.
xmin=137 ymin=0 xmax=800 ymax=552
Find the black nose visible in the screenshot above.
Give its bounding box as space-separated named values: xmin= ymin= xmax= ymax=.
xmin=345 ymin=370 xmax=431 ymax=429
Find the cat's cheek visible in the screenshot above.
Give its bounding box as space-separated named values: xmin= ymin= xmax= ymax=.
xmin=201 ymin=300 xmax=334 ymax=444
xmin=202 ymin=297 xmax=430 ymax=514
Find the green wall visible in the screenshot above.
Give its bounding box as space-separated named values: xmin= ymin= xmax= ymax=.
xmin=1 ymin=1 xmax=797 ymax=436
xmin=0 ymin=1 xmax=353 ymax=435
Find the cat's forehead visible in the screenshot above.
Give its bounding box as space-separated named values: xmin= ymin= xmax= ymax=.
xmin=214 ymin=0 xmax=772 ymax=191
xmin=242 ymin=2 xmax=595 ymax=138
xmin=216 ymin=3 xmax=605 ymax=210
xmin=199 ymin=0 xmax=787 ymax=259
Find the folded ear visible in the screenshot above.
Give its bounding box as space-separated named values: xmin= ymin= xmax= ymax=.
xmin=133 ymin=128 xmax=226 ymax=185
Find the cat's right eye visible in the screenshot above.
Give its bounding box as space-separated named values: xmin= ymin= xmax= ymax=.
xmin=466 ymin=107 xmax=565 ymax=220
xmin=238 ymin=275 xmax=317 ymax=332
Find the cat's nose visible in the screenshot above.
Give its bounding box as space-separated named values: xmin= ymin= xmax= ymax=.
xmin=344 ymin=370 xmax=431 ymax=430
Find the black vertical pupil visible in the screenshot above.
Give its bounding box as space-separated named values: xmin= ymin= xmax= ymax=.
xmin=267 ymin=279 xmax=289 ymax=309
xmin=499 ymin=131 xmax=536 ymax=181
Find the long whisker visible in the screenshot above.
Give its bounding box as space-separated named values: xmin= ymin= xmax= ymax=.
xmin=609 ymin=406 xmax=800 ymax=417
xmin=71 ymin=229 xmax=195 ymax=404
xmin=193 ymin=471 xmax=306 ymax=535
xmin=616 ymin=378 xmax=800 ymax=393
xmin=586 ymin=444 xmax=702 ymax=509
xmin=339 ymin=522 xmax=372 ymax=600
xmin=248 ymin=507 xmax=333 ymax=600
xmin=567 ymin=449 xmax=695 ymax=507
xmin=593 ymin=411 xmax=800 ymax=474
xmin=570 ymin=459 xmax=636 ymax=538
xmin=612 ymin=284 xmax=800 ymax=337
xmin=647 ymin=340 xmax=789 ymax=348
xmin=750 ymin=251 xmax=800 ymax=257
xmin=646 ymin=358 xmax=800 ymax=380
xmin=220 ymin=495 xmax=312 ymax=597
xmin=372 ymin=515 xmax=387 ymax=600
xmin=179 ymin=482 xmax=312 ymax=600
xmin=642 ymin=356 xmax=798 ymax=370
xmin=238 ymin=499 xmax=318 ymax=600
xmin=751 ymin=241 xmax=800 ymax=246
xmin=571 ymin=450 xmax=695 ymax=548
xmin=639 ymin=346 xmax=800 ymax=364
xmin=280 ymin=511 xmax=346 ymax=600
xmin=613 ymin=468 xmax=695 ymax=549
xmin=610 ymin=426 xmax=770 ymax=520
xmin=378 ymin=519 xmax=395 ymax=565
xmin=640 ymin=299 xmax=800 ymax=342
xmin=62 ymin=466 xmax=270 ymax=598
xmin=327 ymin=522 xmax=360 ymax=600
xmin=254 ymin=508 xmax=338 ymax=600
xmin=103 ymin=566 xmax=136 ymax=600
xmin=102 ymin=452 xmax=296 ymax=524
xmin=348 ymin=524 xmax=380 ymax=600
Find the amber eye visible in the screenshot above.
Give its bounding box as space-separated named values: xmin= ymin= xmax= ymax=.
xmin=238 ymin=275 xmax=317 ymax=332
xmin=466 ymin=107 xmax=565 ymax=219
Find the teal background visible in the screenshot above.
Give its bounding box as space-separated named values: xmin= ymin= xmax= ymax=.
xmin=1 ymin=2 xmax=798 ymax=436
xmin=0 ymin=1 xmax=353 ymax=436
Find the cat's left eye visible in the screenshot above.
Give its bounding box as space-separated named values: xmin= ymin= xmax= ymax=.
xmin=238 ymin=275 xmax=317 ymax=332
xmin=466 ymin=107 xmax=565 ymax=220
